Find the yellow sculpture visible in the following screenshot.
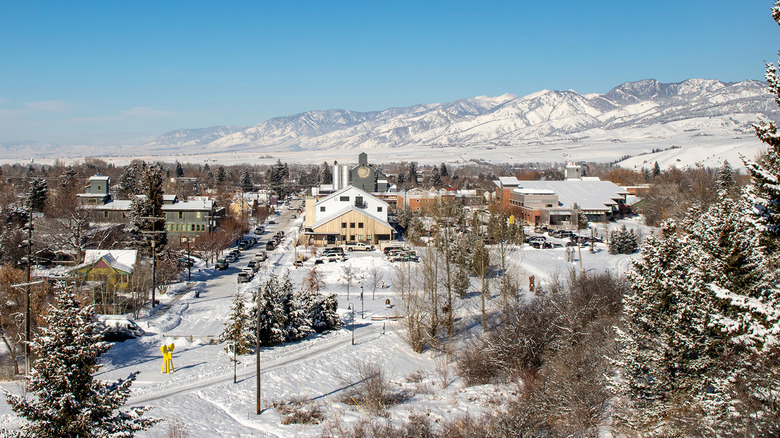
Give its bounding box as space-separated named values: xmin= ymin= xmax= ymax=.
xmin=161 ymin=343 xmax=175 ymax=374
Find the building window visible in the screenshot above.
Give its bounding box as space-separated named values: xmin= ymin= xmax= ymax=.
xmin=377 ymin=206 xmax=383 ymax=212
xmin=358 ymin=235 xmax=364 ymax=241
xmin=340 ymin=196 xmax=349 ymax=202
xmin=350 ymin=223 xmax=355 ymax=228
xmin=97 ymin=185 xmax=102 ymax=191
xmin=358 ymin=223 xmax=364 ymax=228
xmin=320 ymin=206 xmax=326 ymax=212
xmin=366 ymin=235 xmax=372 ymax=241
xmin=341 ymin=235 xmax=347 ymax=241
xmin=103 ymin=211 xmax=109 ymax=219
xmin=196 ymin=212 xmax=202 ymax=219
xmin=178 ymin=211 xmax=183 ymax=219
xmin=341 ymin=222 xmax=347 ymax=228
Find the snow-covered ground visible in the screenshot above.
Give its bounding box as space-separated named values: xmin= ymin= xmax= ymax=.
xmin=0 ymin=216 xmax=649 ymax=437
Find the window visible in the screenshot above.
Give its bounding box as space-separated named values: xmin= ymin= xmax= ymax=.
xmin=103 ymin=211 xmax=109 ymax=219
xmin=358 ymin=223 xmax=364 ymax=228
xmin=355 ymin=196 xmax=363 ymax=205
xmin=340 ymin=196 xmax=349 ymax=202
xmin=341 ymin=222 xmax=347 ymax=228
xmin=358 ymin=235 xmax=364 ymax=241
xmin=196 ymin=212 xmax=202 ymax=219
xmin=350 ymin=223 xmax=355 ymax=228
xmin=377 ymin=206 xmax=383 ymax=212
xmin=320 ymin=206 xmax=326 ymax=212
xmin=97 ymin=185 xmax=102 ymax=191
xmin=178 ymin=211 xmax=183 ymax=219
xmin=366 ymin=235 xmax=372 ymax=241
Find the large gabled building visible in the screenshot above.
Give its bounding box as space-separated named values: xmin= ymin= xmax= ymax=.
xmin=303 ymin=186 xmax=395 ymax=246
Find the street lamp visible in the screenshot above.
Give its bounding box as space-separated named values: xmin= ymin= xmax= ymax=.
xmin=347 ymin=303 xmax=355 ymax=345
xmin=360 ymin=284 xmax=364 ymax=319
xmin=186 ymin=238 xmax=192 ymax=282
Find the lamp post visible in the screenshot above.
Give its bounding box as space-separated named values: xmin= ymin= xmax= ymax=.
xmin=347 ymin=303 xmax=355 ymax=345
xmin=360 ymin=284 xmax=364 ymax=319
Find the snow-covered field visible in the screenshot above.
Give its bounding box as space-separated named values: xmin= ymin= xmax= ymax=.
xmin=0 ymin=216 xmax=649 ymax=437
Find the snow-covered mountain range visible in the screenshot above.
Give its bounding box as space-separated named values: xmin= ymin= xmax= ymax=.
xmin=143 ymin=78 xmax=777 ymax=155
xmin=1 ymin=78 xmax=776 ymax=167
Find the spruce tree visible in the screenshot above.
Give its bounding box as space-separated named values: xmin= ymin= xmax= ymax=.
xmin=319 ymin=161 xmax=332 ymax=184
xmin=430 ymin=167 xmax=443 ymax=187
xmin=127 ymin=164 xmax=166 ymax=254
xmin=239 ymin=169 xmax=253 ymax=193
xmin=5 ymin=289 xmax=159 ymax=437
xmin=26 ymin=178 xmax=48 ymax=213
xmin=439 ymin=162 xmax=449 ymax=178
xmin=174 ymin=162 xmax=184 ymax=178
xmin=117 ymin=162 xmax=139 ymax=199
xmin=220 ymin=292 xmax=254 ymax=355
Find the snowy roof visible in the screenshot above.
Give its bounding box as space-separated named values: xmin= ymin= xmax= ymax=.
xmin=515 ymin=188 xmax=556 ymax=195
xmin=312 ymin=205 xmax=393 ymax=230
xmin=495 ymin=176 xmax=521 ymax=188
xmin=511 ymin=180 xmax=629 ymax=212
xmin=89 ymin=200 xmax=134 ymax=210
xmin=82 ymin=250 xmax=137 ymax=273
xmin=88 ymin=175 xmax=110 ymax=182
xmin=317 ymin=185 xmax=388 ymax=207
xmin=162 ymin=199 xmax=214 ymax=211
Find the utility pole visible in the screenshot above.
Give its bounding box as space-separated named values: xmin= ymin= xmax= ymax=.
xmin=24 ymin=212 xmax=33 ymax=378
xmin=256 ymin=291 xmax=262 ymax=415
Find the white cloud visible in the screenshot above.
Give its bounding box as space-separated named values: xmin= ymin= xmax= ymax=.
xmin=24 ymin=100 xmax=72 ymax=112
xmin=122 ymin=106 xmax=178 ymax=118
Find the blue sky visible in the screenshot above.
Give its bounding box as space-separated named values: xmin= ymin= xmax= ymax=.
xmin=0 ymin=0 xmax=777 ymax=146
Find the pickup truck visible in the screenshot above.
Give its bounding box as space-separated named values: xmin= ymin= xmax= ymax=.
xmin=344 ymin=242 xmax=374 ymax=251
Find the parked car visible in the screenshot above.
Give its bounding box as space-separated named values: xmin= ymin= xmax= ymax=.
xmin=268 ymin=219 xmax=276 ymax=224
xmin=254 ymin=251 xmax=267 ymax=261
xmin=247 ymin=260 xmax=259 ymax=271
xmin=225 ymin=253 xmax=238 ymax=263
xmin=237 ymin=271 xmax=252 ymax=283
xmin=215 ymin=259 xmax=229 ymax=270
xmin=317 ymin=254 xmax=346 ymax=263
xmin=292 ymin=259 xmax=304 ymax=267
xmin=266 ymin=240 xmax=277 ymax=251
xmin=344 ymin=242 xmax=374 ymax=251
xmin=253 ymin=226 xmax=265 ymax=235
xmin=96 ymin=316 xmax=144 ymax=342
xmin=320 ymin=247 xmax=344 ymax=256
xmin=383 ymin=245 xmax=408 ymax=255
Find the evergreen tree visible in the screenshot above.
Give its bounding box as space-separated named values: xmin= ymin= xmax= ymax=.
xmin=5 ymin=289 xmax=159 ymax=437
xmin=270 ymin=160 xmax=289 ymax=196
xmin=716 ymin=160 xmax=736 ymax=198
xmin=174 ymin=162 xmax=184 ymax=178
xmin=430 ymin=167 xmax=443 ymax=187
xmin=407 ymin=162 xmax=419 ymax=187
xmin=652 ymin=161 xmax=661 ymax=177
xmin=215 ymin=166 xmax=226 ymax=186
xmin=239 ymin=169 xmax=253 ymax=193
xmin=306 ymin=293 xmax=340 ymax=333
xmin=220 ymin=292 xmax=254 ymax=355
xmin=26 ymin=178 xmax=48 ymax=212
xmin=609 ymin=225 xmax=639 ymax=254
xmin=614 ymin=192 xmax=780 ymax=434
xmin=743 ymin=8 xmax=780 ymax=250
xmin=127 ymin=164 xmax=166 ymax=254
xmin=254 ymin=274 xmax=290 ymax=345
xmin=319 ymin=161 xmax=332 ymax=184
xmin=117 ymin=162 xmax=140 ymax=199
xmin=439 ymin=162 xmax=449 ymax=178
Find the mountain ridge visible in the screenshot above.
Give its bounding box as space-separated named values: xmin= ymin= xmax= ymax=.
xmin=143 ymin=78 xmax=773 ymax=153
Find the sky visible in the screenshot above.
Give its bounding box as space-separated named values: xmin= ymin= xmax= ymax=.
xmin=0 ymin=0 xmax=778 ymax=147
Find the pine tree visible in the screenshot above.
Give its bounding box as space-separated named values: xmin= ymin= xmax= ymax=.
xmin=609 ymin=225 xmax=638 ymax=254
xmin=439 ymin=162 xmax=449 ymax=178
xmin=652 ymin=161 xmax=661 ymax=177
xmin=127 ymin=164 xmax=166 ymax=254
xmin=174 ymin=162 xmax=184 ymax=178
xmin=254 ymin=275 xmax=289 ymax=345
xmin=716 ymin=160 xmax=736 ymax=198
xmin=117 ymin=162 xmax=140 ymax=199
xmin=306 ymin=293 xmax=340 ymax=333
xmin=5 ymin=289 xmax=159 ymax=437
xmin=26 ymin=178 xmax=48 ymax=213
xmin=430 ymin=167 xmax=443 ymax=187
xmin=220 ymin=292 xmax=254 ymax=355
xmin=239 ymin=169 xmax=253 ymax=193
xmin=407 ymin=162 xmax=419 ymax=187
xmin=319 ymin=161 xmax=332 ymax=184
xmin=215 ymin=166 xmax=226 ymax=186
xmin=614 ymin=191 xmax=780 ymax=434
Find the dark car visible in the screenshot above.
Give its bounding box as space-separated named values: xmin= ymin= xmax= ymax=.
xmin=266 ymin=240 xmax=277 ymax=251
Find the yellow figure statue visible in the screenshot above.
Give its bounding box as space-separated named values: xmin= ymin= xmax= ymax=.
xmin=161 ymin=343 xmax=175 ymax=374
